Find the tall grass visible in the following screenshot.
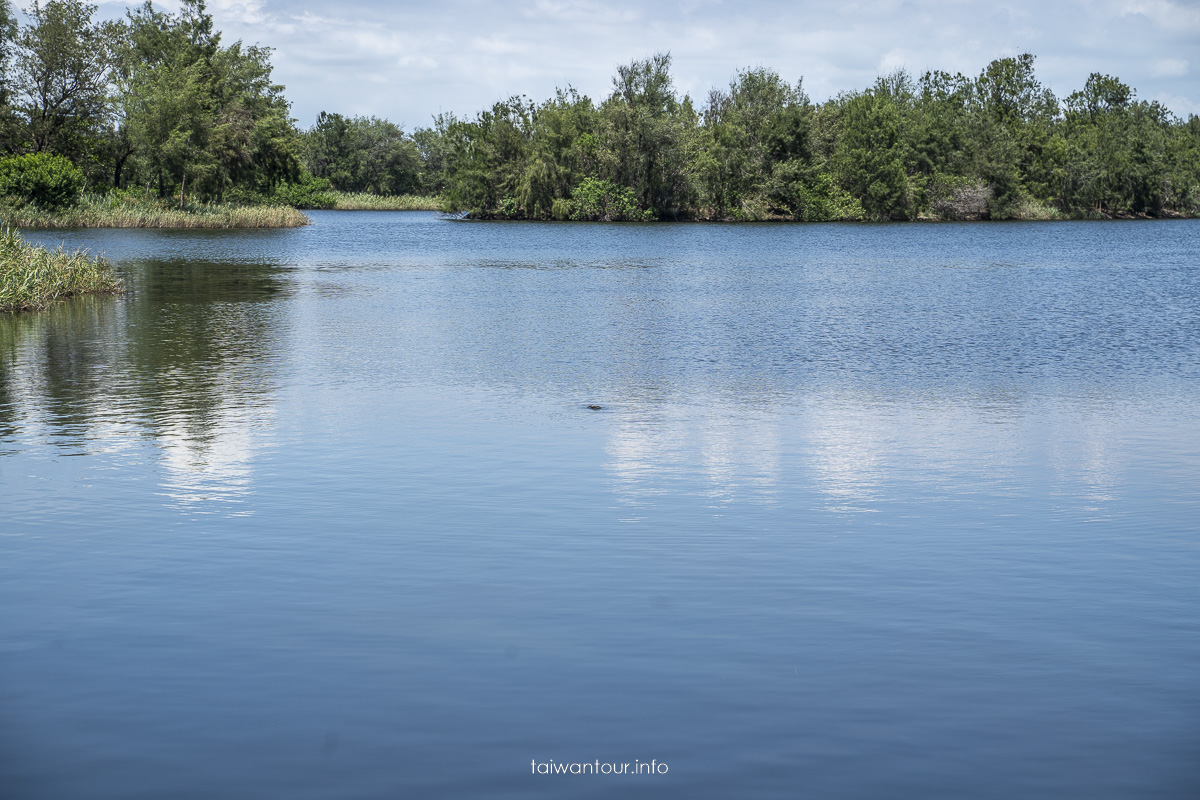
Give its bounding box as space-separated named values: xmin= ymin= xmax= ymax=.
xmin=0 ymin=193 xmax=310 ymax=229
xmin=329 ymin=192 xmax=443 ymax=211
xmin=0 ymin=227 xmax=122 ymax=312
xmin=1009 ymin=198 xmax=1065 ymax=221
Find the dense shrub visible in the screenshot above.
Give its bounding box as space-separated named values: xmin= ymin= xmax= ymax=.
xmin=269 ymin=177 xmax=336 ymax=210
xmin=928 ymin=175 xmax=992 ymax=219
xmin=223 ymin=176 xmax=336 ymax=209
xmin=0 ymin=154 xmax=86 ymax=209
xmin=569 ymin=177 xmax=650 ymax=221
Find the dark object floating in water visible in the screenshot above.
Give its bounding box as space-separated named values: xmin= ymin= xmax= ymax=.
xmin=587 ymin=405 xmax=603 ymax=410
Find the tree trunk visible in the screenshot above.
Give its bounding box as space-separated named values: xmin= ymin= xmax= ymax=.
xmin=114 ymin=151 xmax=129 ymax=190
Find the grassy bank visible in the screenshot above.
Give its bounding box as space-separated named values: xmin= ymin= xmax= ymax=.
xmin=0 ymin=194 xmax=310 ymax=229
xmin=0 ymin=227 xmax=122 ymax=312
xmin=329 ymin=192 xmax=443 ymax=211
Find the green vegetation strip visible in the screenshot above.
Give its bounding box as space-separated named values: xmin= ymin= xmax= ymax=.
xmin=0 ymin=195 xmax=309 ymax=229
xmin=329 ymin=192 xmax=443 ymax=211
xmin=2 ymin=0 xmax=1197 ymax=223
xmin=0 ymin=228 xmax=122 ymax=312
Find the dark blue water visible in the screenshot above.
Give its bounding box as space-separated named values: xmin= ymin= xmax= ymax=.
xmin=2 ymin=213 xmax=1198 ymax=799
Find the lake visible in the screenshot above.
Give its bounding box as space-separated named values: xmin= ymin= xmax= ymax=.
xmin=2 ymin=212 xmax=1198 ymax=799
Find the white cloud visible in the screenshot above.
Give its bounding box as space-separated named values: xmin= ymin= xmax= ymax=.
xmin=1151 ymin=58 xmax=1189 ymax=77
xmin=877 ymin=49 xmax=910 ymax=74
xmin=524 ymin=0 xmax=641 ymax=24
xmin=79 ymin=0 xmax=1200 ymax=128
xmin=471 ymin=37 xmax=530 ymax=56
xmin=207 ymin=0 xmax=270 ymax=25
xmin=1120 ymin=0 xmax=1200 ymax=31
xmin=1151 ymin=92 xmax=1200 ymax=117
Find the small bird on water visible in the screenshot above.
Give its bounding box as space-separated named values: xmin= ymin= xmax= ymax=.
xmin=587 ymin=405 xmax=602 ymax=410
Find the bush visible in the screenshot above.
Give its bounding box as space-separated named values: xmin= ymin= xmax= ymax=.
xmin=222 ymin=185 xmax=270 ymax=206
xmin=767 ymin=166 xmax=865 ymax=221
xmin=496 ymin=196 xmax=520 ymax=218
xmin=570 ymin=177 xmax=647 ymax=221
xmin=928 ymin=175 xmax=991 ymax=220
xmin=270 ymin=176 xmax=336 ymax=209
xmin=0 ymin=154 xmax=86 ymax=209
xmin=222 ymin=176 xmax=336 ymax=210
xmin=550 ymin=197 xmax=575 ymax=220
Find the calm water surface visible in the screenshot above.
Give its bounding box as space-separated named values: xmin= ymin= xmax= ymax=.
xmin=2 ymin=213 xmax=1198 ymax=799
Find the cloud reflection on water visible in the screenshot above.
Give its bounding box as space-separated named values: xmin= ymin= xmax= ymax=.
xmin=599 ymin=391 xmax=1164 ymax=521
xmin=0 ymin=259 xmax=288 ymax=518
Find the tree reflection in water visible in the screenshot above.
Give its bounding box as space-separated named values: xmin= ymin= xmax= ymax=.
xmin=0 ymin=258 xmax=289 ymax=511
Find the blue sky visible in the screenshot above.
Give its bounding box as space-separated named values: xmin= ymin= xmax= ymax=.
xmin=94 ymin=0 xmax=1200 ymax=130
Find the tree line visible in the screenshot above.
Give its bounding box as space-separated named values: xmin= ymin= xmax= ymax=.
xmin=437 ymin=53 xmax=1200 ymax=220
xmin=0 ymin=0 xmax=1197 ymax=219
xmin=0 ymin=0 xmax=446 ymax=207
xmin=1 ymin=0 xmax=296 ymax=202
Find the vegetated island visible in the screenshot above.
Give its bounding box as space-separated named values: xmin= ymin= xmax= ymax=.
xmin=434 ymin=51 xmax=1200 ymax=222
xmin=0 ymin=226 xmax=120 ymax=312
xmin=297 ymin=50 xmax=1200 ymax=222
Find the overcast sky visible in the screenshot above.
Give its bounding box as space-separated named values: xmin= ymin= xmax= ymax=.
xmin=90 ymin=0 xmax=1200 ymax=129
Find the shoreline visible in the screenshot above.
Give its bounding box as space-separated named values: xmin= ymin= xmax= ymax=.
xmin=328 ymin=193 xmax=443 ymax=211
xmin=454 ymin=209 xmax=1199 ymax=223
xmin=0 ymin=197 xmax=310 ymax=230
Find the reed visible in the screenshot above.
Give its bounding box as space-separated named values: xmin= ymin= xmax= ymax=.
xmin=1009 ymin=198 xmax=1065 ymax=221
xmin=0 ymin=227 xmax=122 ymax=312
xmin=329 ymin=192 xmax=443 ymax=211
xmin=0 ymin=194 xmax=310 ymax=229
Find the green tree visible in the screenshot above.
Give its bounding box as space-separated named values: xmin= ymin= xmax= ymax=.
xmin=516 ymin=88 xmax=599 ymax=218
xmin=968 ymin=54 xmax=1060 ymax=215
xmin=699 ymin=67 xmax=812 ymax=217
xmin=110 ymin=0 xmax=300 ymax=200
xmin=1059 ymin=74 xmax=1177 ymax=214
xmin=834 ymin=87 xmax=913 ymax=219
xmin=411 ymin=112 xmax=458 ymax=195
xmin=13 ymin=0 xmax=110 ymax=172
xmin=441 ymin=95 xmax=534 ymax=216
xmin=600 ymin=53 xmax=697 ymax=218
xmin=0 ymin=0 xmax=19 ymax=152
xmin=303 ymin=112 xmax=420 ymax=194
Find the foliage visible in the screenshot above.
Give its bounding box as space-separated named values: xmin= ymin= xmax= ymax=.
xmin=222 ymin=175 xmax=336 ymax=209
xmin=0 ymin=225 xmax=120 ymax=311
xmin=13 ymin=0 xmax=110 ymax=167
xmin=0 ymin=151 xmax=83 ymax=207
xmin=0 ymin=2 xmax=1193 ymax=223
xmin=0 ymin=191 xmax=308 ymax=227
xmin=328 ymin=191 xmax=441 ymax=210
xmin=428 ymin=52 xmax=1199 ymax=221
xmin=699 ymin=67 xmax=814 ymax=217
xmin=767 ymin=165 xmax=865 ymax=221
xmin=834 ymin=87 xmax=914 ymax=219
xmin=927 ymin=174 xmax=990 ymax=220
xmin=568 ymin=177 xmax=648 ymax=221
xmin=303 ymin=112 xmax=421 ymax=195
xmin=410 ymin=113 xmax=456 ymax=195
xmin=268 ymin=179 xmax=334 ymax=209
xmin=108 ymin=1 xmax=301 ymax=202
xmin=602 ymin=53 xmax=698 ymax=218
